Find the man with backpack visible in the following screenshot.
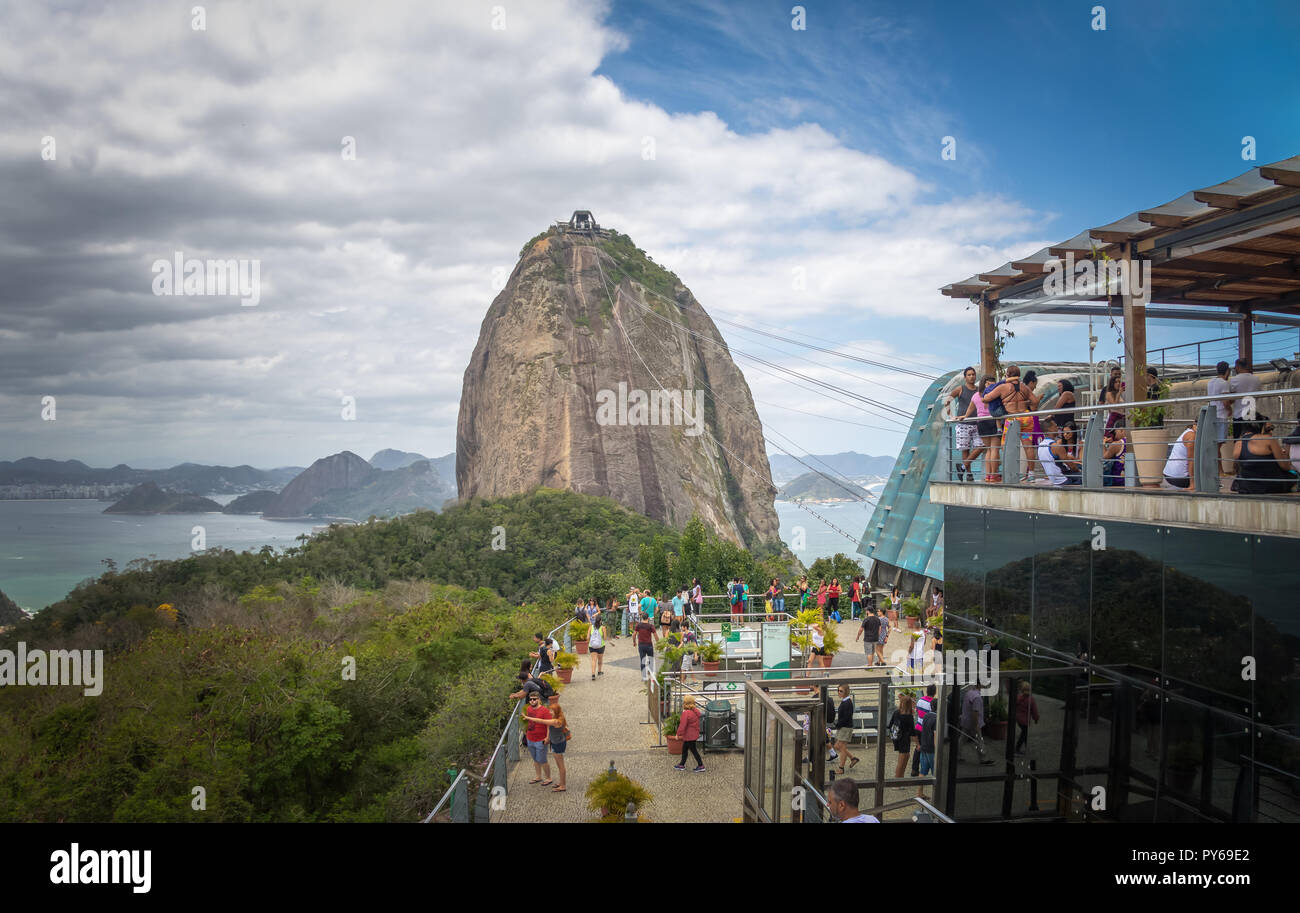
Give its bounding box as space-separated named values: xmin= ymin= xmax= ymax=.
xmin=912 ymin=683 xmax=937 ymax=776
xmin=509 ymin=670 xmax=555 ymax=703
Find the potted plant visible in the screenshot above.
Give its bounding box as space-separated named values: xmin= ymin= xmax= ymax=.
xmin=902 ymin=596 xmax=924 ymax=631
xmin=986 ymin=695 xmax=1008 ymax=740
xmin=540 ymin=672 xmax=564 ymax=704
xmin=1129 ymin=375 xmax=1171 ymax=488
xmin=819 ymin=616 xmax=842 ymax=667
xmin=554 ymin=651 xmax=579 ymax=684
xmin=697 ymin=639 xmax=724 ymax=676
xmin=570 ymin=620 xmax=592 ymax=654
xmin=586 ymin=767 xmax=652 ymax=822
xmin=1167 ymin=743 xmax=1201 ymax=793
xmin=663 ymin=711 xmax=683 ymax=755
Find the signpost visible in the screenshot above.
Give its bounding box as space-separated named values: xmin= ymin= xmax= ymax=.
xmin=761 ymin=622 xmax=791 ymax=680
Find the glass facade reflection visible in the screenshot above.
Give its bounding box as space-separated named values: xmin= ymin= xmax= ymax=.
xmin=940 ymin=506 xmax=1300 ymax=823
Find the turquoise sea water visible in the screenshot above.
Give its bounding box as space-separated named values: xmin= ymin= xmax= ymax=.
xmin=0 ymin=499 xmax=319 ymax=612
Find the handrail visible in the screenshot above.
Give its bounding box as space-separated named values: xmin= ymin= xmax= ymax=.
xmin=948 ymin=381 xmax=1300 ymax=425
xmin=422 ymin=614 xmax=571 ymax=823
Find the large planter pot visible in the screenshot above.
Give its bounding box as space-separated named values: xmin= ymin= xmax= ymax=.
xmin=557 ymin=668 xmax=573 ymax=684
xmin=887 ymin=609 xmax=899 ymax=623
xmin=702 ymin=660 xmax=720 ymax=677
xmin=548 ymin=694 xmax=560 ymax=708
xmin=666 ymin=735 xmax=684 ymax=755
xmin=986 ymin=720 xmax=1007 ymax=740
xmin=906 ymin=615 xmax=920 ymax=630
xmin=1129 ymin=426 xmax=1167 ymax=488
xmin=574 ymin=639 xmax=589 ymax=655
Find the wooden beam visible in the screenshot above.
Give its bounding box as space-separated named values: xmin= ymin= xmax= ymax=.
xmin=1120 ymin=245 xmax=1147 ymax=412
xmin=979 ymin=297 xmax=997 ymax=379
xmin=1151 ymin=257 xmax=1300 ymax=280
xmin=1238 ymin=308 xmax=1254 ymax=365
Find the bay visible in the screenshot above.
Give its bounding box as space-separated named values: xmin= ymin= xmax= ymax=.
xmin=0 ymin=499 xmax=320 ymax=612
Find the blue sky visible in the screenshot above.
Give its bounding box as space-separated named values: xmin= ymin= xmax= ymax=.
xmin=596 ymin=0 xmax=1300 ymax=396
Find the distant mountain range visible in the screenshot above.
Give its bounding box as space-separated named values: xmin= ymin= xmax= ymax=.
xmin=767 ymin=452 xmax=895 ymax=485
xmin=0 ymin=457 xmax=302 ymax=495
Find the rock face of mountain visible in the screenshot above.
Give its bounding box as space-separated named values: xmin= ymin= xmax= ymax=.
xmin=263 ymin=452 xmax=376 ymax=518
xmin=103 ymin=481 xmax=223 ymax=514
xmin=456 ymin=226 xmax=778 ymax=547
xmin=369 ymin=449 xmax=428 ymax=471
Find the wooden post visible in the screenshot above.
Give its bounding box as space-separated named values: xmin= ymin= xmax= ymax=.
xmin=978 ymin=296 xmax=997 ymax=378
xmin=1119 ymin=244 xmax=1146 ymax=404
xmin=1237 ymin=308 xmax=1254 ymax=366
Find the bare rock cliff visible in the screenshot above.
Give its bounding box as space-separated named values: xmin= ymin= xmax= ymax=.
xmin=456 ymin=227 xmax=778 ymax=547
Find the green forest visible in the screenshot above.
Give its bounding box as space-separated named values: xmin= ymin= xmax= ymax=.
xmin=0 ymin=488 xmax=799 ymax=822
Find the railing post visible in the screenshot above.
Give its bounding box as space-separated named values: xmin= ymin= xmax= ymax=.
xmin=1081 ymin=414 xmax=1103 ymax=488
xmin=1193 ymin=405 xmax=1218 ymax=493
xmin=507 ymin=712 xmax=520 ymax=763
xmin=451 ymin=772 xmax=469 ymax=823
xmin=1001 ymin=422 xmax=1020 ymax=482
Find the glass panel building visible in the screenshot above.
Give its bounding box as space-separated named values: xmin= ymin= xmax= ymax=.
xmin=939 ymin=506 xmax=1300 ymax=823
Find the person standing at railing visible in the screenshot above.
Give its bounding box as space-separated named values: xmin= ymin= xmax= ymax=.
xmin=1161 ymin=421 xmax=1196 ymax=489
xmin=949 ymin=366 xmax=979 ymax=481
xmin=766 ymin=578 xmax=779 ymax=621
xmin=530 ymin=632 xmax=556 ymax=675
xmin=1206 ymin=361 xmax=1234 ymax=477
xmin=988 ymin=366 xmax=1043 ymax=483
xmin=522 ymin=692 xmax=554 ymax=787
xmin=798 ymin=576 xmax=810 ymax=610
xmin=963 ymin=375 xmax=996 ymax=481
xmin=690 ymin=578 xmax=703 ymax=617
xmin=1048 ymin=379 xmax=1077 ymax=432
xmin=1232 ymin=415 xmax=1296 ymax=494
xmin=816 ymin=579 xmax=828 ymax=617
xmin=1230 ymin=358 xmax=1261 ymax=442
xmin=524 ymin=697 xmax=569 ymax=792
xmin=849 ymin=575 xmax=861 ymax=620
xmin=772 ymin=577 xmax=784 ymax=616
xmin=827 ymin=578 xmax=842 ymax=621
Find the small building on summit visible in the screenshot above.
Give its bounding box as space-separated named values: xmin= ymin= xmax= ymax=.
xmin=559 ymin=210 xmax=599 ymax=233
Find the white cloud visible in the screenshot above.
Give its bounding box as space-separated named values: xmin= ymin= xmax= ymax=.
xmin=0 ymin=0 xmax=1043 ymax=467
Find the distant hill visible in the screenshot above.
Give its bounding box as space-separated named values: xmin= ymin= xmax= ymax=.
xmin=768 ymin=452 xmax=895 ymax=485
xmin=308 ymin=460 xmax=455 ymax=519
xmin=777 ymin=472 xmax=870 ymax=502
xmin=222 ymin=490 xmax=280 ymax=514
xmin=369 ymin=449 xmax=428 ymax=471
xmin=263 ymin=452 xmax=376 ymax=518
xmin=103 ymin=482 xmax=224 ymax=514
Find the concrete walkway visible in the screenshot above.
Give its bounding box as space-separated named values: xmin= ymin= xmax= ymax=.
xmin=498 ymin=614 xmax=933 ymax=823
xmin=500 ymin=631 xmax=744 ymax=823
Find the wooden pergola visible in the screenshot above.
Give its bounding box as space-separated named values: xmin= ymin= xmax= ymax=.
xmin=942 ymin=155 xmax=1300 ymax=398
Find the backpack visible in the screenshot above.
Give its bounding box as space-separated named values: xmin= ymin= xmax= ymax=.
xmin=533 ymin=676 xmax=555 ymax=701
xmin=985 ymin=382 xmax=1009 ymax=418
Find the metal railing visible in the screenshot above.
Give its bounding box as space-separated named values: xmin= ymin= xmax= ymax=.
xmin=1120 ymin=327 xmax=1300 ymax=380
xmin=946 ymin=384 xmax=1299 ymax=493
xmin=422 ymin=615 xmax=572 ymax=823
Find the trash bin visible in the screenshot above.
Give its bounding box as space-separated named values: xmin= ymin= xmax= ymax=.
xmin=704 ymin=700 xmax=734 ymax=750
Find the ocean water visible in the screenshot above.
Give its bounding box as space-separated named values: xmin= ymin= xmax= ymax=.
xmin=0 ymin=499 xmax=320 ymax=612
xmin=775 ymin=499 xmax=875 ymax=570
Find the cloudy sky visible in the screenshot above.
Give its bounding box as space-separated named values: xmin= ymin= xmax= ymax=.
xmin=2 ymin=0 xmax=1298 ymax=470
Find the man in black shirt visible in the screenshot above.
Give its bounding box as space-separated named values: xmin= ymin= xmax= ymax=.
xmin=856 ymin=611 xmax=881 ymax=666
